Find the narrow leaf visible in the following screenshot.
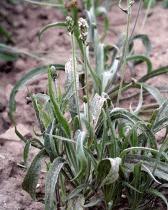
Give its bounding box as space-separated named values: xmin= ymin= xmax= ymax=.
xmin=141 ymin=83 xmax=164 ymax=105
xmin=129 ymin=34 xmax=152 ymax=55
xmin=39 ymin=22 xmax=66 ymax=40
xmin=23 ymin=140 xmax=31 ymax=165
xmin=65 ymin=57 xmax=79 ymax=116
xmin=125 ymin=154 xmax=168 ymax=182
xmin=44 ymin=120 xmax=57 ymax=160
xmin=96 ymin=43 xmax=104 ymax=76
xmin=126 ymin=54 xmax=153 ymax=74
xmin=74 ymin=130 xmax=87 ymax=180
xmin=148 ymin=189 xmax=168 ymax=209
xmin=45 ymin=157 xmax=65 ymax=210
xmin=139 ymin=66 xmax=168 ymax=82
xmin=8 ymin=64 xmax=64 ymax=122
xmin=22 ymin=149 xmax=46 ymax=199
xmin=90 ymin=93 xmax=106 ymax=128
xmin=48 ymin=68 xmax=71 ymax=137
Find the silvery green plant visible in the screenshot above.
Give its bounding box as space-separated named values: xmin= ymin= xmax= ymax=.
xmin=8 ymin=0 xmax=168 ymax=210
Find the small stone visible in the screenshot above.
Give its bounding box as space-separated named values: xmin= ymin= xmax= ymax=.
xmin=15 ymin=59 xmax=25 ymax=70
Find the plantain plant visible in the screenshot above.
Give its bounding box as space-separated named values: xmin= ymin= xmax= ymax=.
xmin=8 ymin=0 xmax=168 ymax=210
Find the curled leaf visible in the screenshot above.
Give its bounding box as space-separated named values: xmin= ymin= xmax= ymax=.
xmin=39 ymin=22 xmax=66 ymax=40
xmin=73 ymin=130 xmax=87 ymax=180
xmin=97 ymin=157 xmax=121 ymax=186
xmin=90 ymin=93 xmax=106 ymax=128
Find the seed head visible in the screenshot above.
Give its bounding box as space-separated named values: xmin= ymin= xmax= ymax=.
xmin=78 ymin=17 xmax=88 ymax=44
xmin=50 ymin=65 xmax=58 ymax=79
xmin=50 ymin=65 xmax=56 ymax=71
xmin=78 ymin=18 xmax=88 ymax=28
xmin=66 ymin=16 xmax=74 ymax=34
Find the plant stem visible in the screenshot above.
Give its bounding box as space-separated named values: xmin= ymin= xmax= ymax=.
xmin=84 ymin=45 xmax=91 ymax=126
xmin=116 ymin=0 xmax=132 ymax=106
xmin=23 ymin=0 xmax=64 ymax=7
xmin=141 ymin=0 xmax=153 ymax=32
xmin=130 ymin=0 xmax=142 ymax=39
xmin=71 ymin=33 xmax=82 ymax=128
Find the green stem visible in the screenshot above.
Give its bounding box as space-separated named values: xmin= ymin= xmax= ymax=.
xmin=116 ymin=0 xmax=132 ymax=106
xmin=141 ymin=0 xmax=153 ymax=31
xmin=84 ymin=45 xmax=91 ymax=126
xmin=23 ymin=0 xmax=64 ymax=7
xmin=71 ymin=34 xmax=82 ymax=128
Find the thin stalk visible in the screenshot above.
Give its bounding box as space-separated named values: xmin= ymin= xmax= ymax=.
xmin=130 ymin=0 xmax=142 ymax=40
xmin=0 ymin=43 xmax=47 ymax=62
xmin=110 ymin=83 xmax=133 ymax=98
xmin=84 ymin=45 xmax=91 ymax=127
xmin=139 ymin=109 xmax=156 ymax=114
xmin=116 ymin=0 xmax=132 ymax=106
xmin=137 ymin=103 xmax=159 ymax=110
xmin=105 ymin=104 xmax=117 ymax=157
xmin=87 ymin=58 xmax=101 ymax=93
xmin=71 ymin=34 xmax=82 ymax=128
xmin=53 ymin=77 xmax=58 ymax=99
xmin=112 ymin=84 xmax=168 ymax=101
xmin=141 ymin=0 xmax=153 ymax=32
xmin=23 ymin=0 xmax=64 ymax=7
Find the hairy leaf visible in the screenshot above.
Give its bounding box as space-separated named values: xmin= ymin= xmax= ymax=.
xmin=66 ymin=184 xmax=85 ymax=201
xmin=139 ymin=66 xmax=168 ymax=82
xmin=90 ymin=93 xmax=106 ymax=128
xmin=141 ymin=83 xmax=164 ymax=105
xmin=48 ymin=68 xmax=71 ymax=137
xmin=9 ymin=64 xmax=64 ymax=122
xmin=45 ymin=157 xmax=65 ymax=210
xmin=65 ymin=57 xmax=79 ymax=116
xmin=23 ymin=140 xmax=31 ymax=165
xmin=22 ymin=149 xmax=46 ymax=199
xmin=98 ymin=108 xmax=157 ymax=148
xmin=148 ymin=189 xmax=168 ymax=209
xmin=152 ymin=100 xmax=168 ymax=132
xmin=97 ymin=157 xmax=121 ymax=186
xmin=102 ymin=59 xmax=119 ymax=92
xmin=125 ymin=154 xmax=168 ymax=182
xmin=44 ymin=120 xmax=57 ymax=160
xmin=67 ymin=195 xmax=85 ymax=210
xmin=74 ymin=130 xmax=87 ymax=180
